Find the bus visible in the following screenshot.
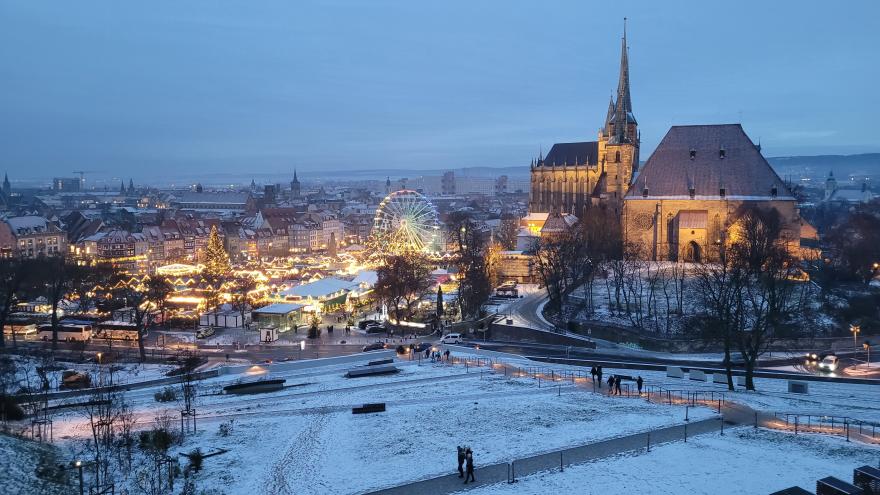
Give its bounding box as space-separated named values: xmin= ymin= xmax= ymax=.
xmin=37 ymin=323 xmax=92 ymax=342
xmin=94 ymin=321 xmax=142 ymax=341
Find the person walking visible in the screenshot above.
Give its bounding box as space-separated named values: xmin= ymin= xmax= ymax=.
xmin=607 ymin=375 xmax=615 ymax=394
xmin=596 ymin=366 xmax=603 ymax=389
xmin=615 ymin=375 xmax=622 ymax=395
xmin=457 ymin=446 xmax=465 ymax=478
xmin=464 ymin=449 xmax=475 ymax=484
xmin=425 ymin=348 xmax=430 ymax=359
xmin=444 ymin=349 xmax=451 ymax=361
xmin=636 ymin=376 xmax=644 ymax=395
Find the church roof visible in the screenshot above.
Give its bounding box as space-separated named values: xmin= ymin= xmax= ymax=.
xmin=626 ymin=124 xmax=792 ymax=200
xmin=538 ymin=142 xmax=599 ymax=167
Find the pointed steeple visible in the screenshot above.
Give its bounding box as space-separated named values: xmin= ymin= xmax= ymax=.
xmin=120 ymin=180 xmax=126 ymax=193
xmin=128 ymin=178 xmax=134 ymax=193
xmin=611 ymin=18 xmax=636 ymax=143
xmin=605 ymin=95 xmax=616 ymax=128
xmin=293 ymin=168 xmax=299 ymax=183
xmin=616 ymin=18 xmax=632 ymax=117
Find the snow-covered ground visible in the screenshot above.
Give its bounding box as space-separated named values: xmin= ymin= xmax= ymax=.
xmin=7 ymin=355 xmax=176 ymax=392
xmin=460 ymin=428 xmax=879 ymax=495
xmin=42 ymin=356 xmax=715 ymax=494
xmin=14 ymin=347 xmax=880 ymax=494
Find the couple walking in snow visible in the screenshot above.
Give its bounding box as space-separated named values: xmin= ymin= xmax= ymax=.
xmin=457 ymin=446 xmax=475 ymax=483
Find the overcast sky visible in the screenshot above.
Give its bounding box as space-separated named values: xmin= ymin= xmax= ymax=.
xmin=1 ymin=0 xmax=878 ymax=183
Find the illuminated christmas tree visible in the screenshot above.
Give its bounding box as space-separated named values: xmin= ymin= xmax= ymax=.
xmin=204 ymin=225 xmax=230 ymax=278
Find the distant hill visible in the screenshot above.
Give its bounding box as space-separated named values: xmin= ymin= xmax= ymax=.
xmin=767 ymin=153 xmax=880 ymax=180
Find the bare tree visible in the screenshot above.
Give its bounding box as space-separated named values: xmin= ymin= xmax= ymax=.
xmin=0 ymin=258 xmax=32 ymax=348
xmin=373 ymin=252 xmax=433 ymax=323
xmin=31 ymin=257 xmax=76 ymax=351
xmin=447 ymin=211 xmax=493 ymax=319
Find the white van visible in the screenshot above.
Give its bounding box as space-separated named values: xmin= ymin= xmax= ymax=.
xmin=440 ymin=333 xmax=462 ymax=344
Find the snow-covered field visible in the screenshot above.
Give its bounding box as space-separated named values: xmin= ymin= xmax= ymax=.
xmin=12 ymin=347 xmax=880 ymax=494
xmin=461 ymin=428 xmax=879 ymax=495
xmin=43 ymin=357 xmax=714 ymax=494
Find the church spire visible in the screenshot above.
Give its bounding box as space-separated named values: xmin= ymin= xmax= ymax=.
xmin=612 ymin=18 xmax=636 ymax=142
xmin=616 ymin=18 xmax=632 ymax=113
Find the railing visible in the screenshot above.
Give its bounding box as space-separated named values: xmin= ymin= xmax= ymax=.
xmin=444 ymin=354 xmax=724 ymax=411
xmin=769 ymin=412 xmax=879 ymax=442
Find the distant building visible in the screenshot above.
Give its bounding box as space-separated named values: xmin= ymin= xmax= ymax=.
xmin=171 ymin=191 xmax=255 ymax=212
xmin=441 ymin=171 xmax=456 ymax=195
xmin=823 ymin=171 xmax=873 ymax=204
xmin=2 ymin=216 xmax=66 ymax=258
xmin=53 ymin=177 xmax=81 ymax=192
xmin=290 ymin=169 xmax=302 ymax=199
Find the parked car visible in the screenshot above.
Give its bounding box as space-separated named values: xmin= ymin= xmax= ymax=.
xmin=440 ymin=333 xmax=462 ymax=344
xmin=359 ymin=320 xmax=381 ymax=330
xmin=365 ymin=324 xmax=386 ymax=334
xmin=818 ymin=355 xmax=839 ymax=372
xmin=196 ymin=327 xmax=216 ymax=339
xmin=362 ymin=342 xmax=386 ymax=352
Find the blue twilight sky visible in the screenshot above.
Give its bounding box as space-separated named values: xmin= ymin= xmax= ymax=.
xmin=1 ymin=0 xmax=878 ymax=183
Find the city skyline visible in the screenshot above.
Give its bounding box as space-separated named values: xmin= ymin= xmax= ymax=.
xmin=1 ymin=0 xmax=878 ymax=181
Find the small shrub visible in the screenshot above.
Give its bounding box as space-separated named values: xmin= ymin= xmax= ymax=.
xmin=0 ymin=395 xmax=25 ymax=420
xmin=187 ymin=448 xmax=204 ymax=472
xmin=218 ymin=419 xmax=234 ymax=437
xmin=154 ymin=387 xmax=177 ymax=403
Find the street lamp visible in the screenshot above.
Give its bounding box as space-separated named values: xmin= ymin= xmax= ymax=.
xmin=850 ymin=324 xmax=860 ymax=352
xmin=96 ymin=352 xmax=102 ymax=365
xmin=864 ymin=342 xmax=872 ymax=369
xmin=74 ymin=460 xmax=84 ymax=495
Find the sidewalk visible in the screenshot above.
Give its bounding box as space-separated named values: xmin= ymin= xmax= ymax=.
xmin=364 ymin=416 xmax=727 ymax=495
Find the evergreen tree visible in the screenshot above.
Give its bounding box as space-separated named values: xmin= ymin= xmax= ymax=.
xmin=203 ymin=225 xmax=230 ymax=278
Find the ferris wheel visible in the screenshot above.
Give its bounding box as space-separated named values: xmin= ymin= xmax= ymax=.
xmin=372 ymin=190 xmax=440 ymax=254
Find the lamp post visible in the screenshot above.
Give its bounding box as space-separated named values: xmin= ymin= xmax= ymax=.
xmin=75 ymin=460 xmax=84 ymax=495
xmin=299 ymin=339 xmax=305 ymax=360
xmin=850 ymin=324 xmax=860 ymax=353
xmin=864 ymin=342 xmax=872 ymax=369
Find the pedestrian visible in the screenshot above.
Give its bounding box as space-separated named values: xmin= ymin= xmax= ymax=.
xmin=607 ymin=375 xmax=615 ymax=394
xmin=596 ymin=366 xmax=603 ymax=389
xmin=445 ymin=349 xmax=451 ymax=361
xmin=457 ymin=446 xmax=465 ymax=478
xmin=636 ymin=376 xmax=644 ymax=395
xmin=464 ymin=449 xmax=475 ymax=484
xmin=425 ymin=348 xmax=430 ymax=359
xmin=615 ymin=375 xmax=622 ymax=395
xmin=590 ymin=366 xmax=596 ymax=380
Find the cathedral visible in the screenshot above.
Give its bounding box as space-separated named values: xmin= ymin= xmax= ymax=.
xmin=529 ymin=26 xmax=639 ymax=217
xmin=527 ymin=25 xmax=813 ymax=263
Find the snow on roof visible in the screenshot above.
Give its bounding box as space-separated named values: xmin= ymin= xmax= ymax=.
xmin=281 ymin=277 xmax=355 ymax=299
xmin=522 ymin=212 xmax=549 ymax=222
xmin=351 ymin=270 xmax=377 ymax=287
xmin=252 ymin=303 xmax=304 ymax=314
xmin=6 ymin=216 xmax=50 ymax=234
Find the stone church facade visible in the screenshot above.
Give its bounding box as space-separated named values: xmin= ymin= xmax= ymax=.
xmin=622 ymin=124 xmax=804 ymax=262
xmin=529 ymin=27 xmax=639 ymax=217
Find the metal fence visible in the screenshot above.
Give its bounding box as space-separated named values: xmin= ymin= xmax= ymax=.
xmin=768 ymin=412 xmax=880 ymax=443
xmin=444 ymin=354 xmax=724 ymax=412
